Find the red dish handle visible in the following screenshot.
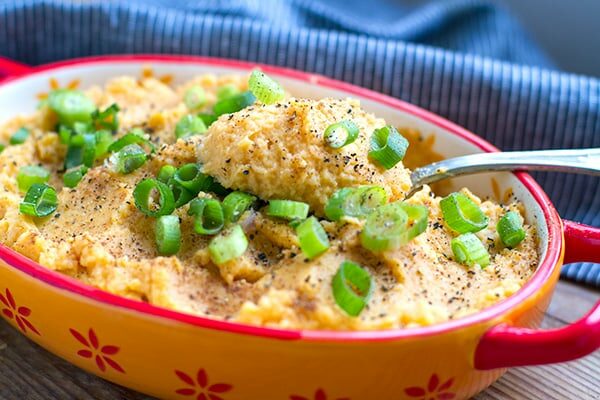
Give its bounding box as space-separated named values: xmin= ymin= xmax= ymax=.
xmin=0 ymin=57 xmax=32 ymax=82
xmin=474 ymin=220 xmax=600 ymax=369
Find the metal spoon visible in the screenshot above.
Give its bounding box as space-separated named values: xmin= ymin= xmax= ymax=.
xmin=408 ymin=148 xmax=600 ymax=197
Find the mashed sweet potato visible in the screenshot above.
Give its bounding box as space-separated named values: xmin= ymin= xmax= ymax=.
xmin=0 ymin=72 xmax=538 ymax=330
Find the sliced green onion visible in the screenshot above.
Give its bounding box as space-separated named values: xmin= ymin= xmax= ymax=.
xmin=169 ymin=181 xmax=195 ymax=208
xmin=58 ymin=125 xmax=72 ymax=144
xmin=92 ymin=103 xmax=120 ymax=131
xmin=296 ymin=216 xmax=330 ymax=259
xmin=19 ymin=183 xmax=58 ymax=217
xmin=17 ymin=165 xmax=50 ymax=193
xmin=155 ymin=215 xmax=181 ymax=255
xmin=133 ymin=178 xmax=175 ymax=217
xmin=451 ymin=233 xmax=490 ymax=268
xmin=332 ymin=261 xmax=374 ymax=317
xmin=175 ymin=114 xmax=207 ymax=139
xmin=48 ymin=89 xmax=96 ymax=127
xmin=110 ymin=144 xmax=147 ymax=174
xmin=267 ymin=199 xmax=309 ymax=220
xmin=184 ymin=86 xmax=207 ymax=110
xmin=397 ymin=203 xmax=429 ymax=244
xmin=497 ymin=211 xmax=526 ymax=248
xmin=63 ymin=166 xmax=88 ymax=188
xmin=94 ymin=130 xmax=114 ymax=158
xmin=208 ymin=224 xmax=248 ymax=265
xmin=248 ymin=70 xmax=285 ymax=105
xmin=368 ymin=125 xmax=408 ymax=169
xmin=173 ymin=164 xmax=213 ymax=194
xmin=324 ymin=120 xmax=359 ymax=149
xmin=0 ymin=144 xmax=5 ymax=153
xmin=10 ymin=127 xmax=30 ymax=145
xmin=324 ymin=186 xmax=387 ymax=221
xmin=198 ymin=113 xmax=218 ymax=128
xmin=216 ymin=84 xmax=240 ymax=101
xmin=188 ymin=198 xmax=225 ymax=235
xmin=157 ymin=165 xmax=177 ymax=183
xmin=108 ymin=131 xmax=156 ymax=154
xmin=360 ymin=202 xmax=408 ymax=252
xmin=440 ymin=192 xmax=489 ymax=233
xmin=222 ymin=191 xmax=256 ymax=223
xmin=72 ymin=121 xmax=91 ymax=135
xmin=213 ymin=91 xmax=256 ymax=116
xmin=64 ymin=133 xmax=96 ymax=169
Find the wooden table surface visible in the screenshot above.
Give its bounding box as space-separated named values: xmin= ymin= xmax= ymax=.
xmin=0 ymin=280 xmax=598 ymax=400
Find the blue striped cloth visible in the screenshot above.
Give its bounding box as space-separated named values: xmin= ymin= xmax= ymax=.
xmin=0 ymin=0 xmax=598 ymax=286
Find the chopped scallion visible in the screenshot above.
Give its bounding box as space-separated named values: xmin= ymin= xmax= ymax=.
xmin=368 ymin=125 xmax=408 ymax=169
xmin=133 ymin=178 xmax=175 ymax=217
xmin=451 ymin=233 xmax=490 ymax=268
xmin=92 ymin=103 xmax=120 ymax=131
xmin=10 ymin=127 xmax=30 ymax=145
xmin=17 ymin=165 xmax=50 ymax=193
xmin=332 ymin=261 xmax=373 ymax=317
xmin=208 ymin=225 xmax=248 ymax=265
xmin=175 ymin=114 xmax=207 ymax=139
xmin=173 ymin=163 xmax=213 ymax=194
xmin=110 ymin=144 xmax=147 ymax=174
xmin=188 ymin=198 xmax=225 ymax=235
xmin=184 ymin=86 xmax=207 ymax=110
xmin=157 ymin=165 xmax=177 ymax=183
xmin=19 ymin=183 xmax=58 ymax=217
xmin=296 ymin=216 xmax=330 ymax=259
xmin=497 ymin=211 xmax=526 ymax=248
xmin=48 ymin=89 xmax=96 ymax=127
xmin=222 ymin=191 xmax=256 ymax=223
xmin=324 ymin=120 xmax=359 ymax=149
xmin=155 ymin=215 xmax=181 ymax=255
xmin=63 ymin=166 xmax=88 ymax=188
xmin=267 ymin=199 xmax=309 ymax=220
xmin=324 ymin=186 xmax=387 ymax=221
xmin=213 ymin=91 xmax=256 ymax=116
xmin=440 ymin=192 xmax=489 ymax=233
xmin=248 ymin=70 xmax=285 ymax=104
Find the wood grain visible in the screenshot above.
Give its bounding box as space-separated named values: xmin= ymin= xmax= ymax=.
xmin=0 ymin=281 xmax=598 ymax=400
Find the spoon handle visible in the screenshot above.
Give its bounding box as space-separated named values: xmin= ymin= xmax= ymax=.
xmin=410 ymin=148 xmax=600 ymax=188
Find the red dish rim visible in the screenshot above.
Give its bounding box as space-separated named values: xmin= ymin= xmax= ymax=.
xmin=0 ymin=55 xmax=563 ymax=342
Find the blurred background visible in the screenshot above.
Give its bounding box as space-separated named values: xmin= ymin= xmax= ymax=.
xmin=490 ymin=0 xmax=597 ymax=76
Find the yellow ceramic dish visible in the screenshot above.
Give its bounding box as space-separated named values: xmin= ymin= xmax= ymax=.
xmin=0 ymin=55 xmax=598 ymax=400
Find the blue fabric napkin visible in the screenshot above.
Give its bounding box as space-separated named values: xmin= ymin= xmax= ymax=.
xmin=0 ymin=0 xmax=598 ymax=286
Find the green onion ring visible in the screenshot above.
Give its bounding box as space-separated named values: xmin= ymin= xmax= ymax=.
xmin=324 ymin=186 xmax=387 ymax=221
xmin=296 ymin=216 xmax=330 ymax=259
xmin=248 ymin=70 xmax=285 ymax=105
xmin=173 ymin=164 xmax=213 ymax=194
xmin=267 ymin=199 xmax=310 ymax=220
xmin=440 ymin=192 xmax=489 ymax=233
xmin=17 ymin=165 xmax=50 ymax=193
xmin=222 ymin=191 xmax=256 ymax=223
xmin=368 ymin=125 xmax=408 ymax=169
xmin=188 ymin=198 xmax=225 ymax=235
xmin=324 ymin=120 xmax=359 ymax=149
xmin=208 ymin=224 xmax=249 ymax=265
xmin=360 ymin=202 xmax=409 ymax=252
xmin=497 ymin=211 xmax=526 ymax=248
xmin=19 ymin=183 xmax=58 ymax=217
xmin=155 ymin=215 xmax=181 ymax=256
xmin=133 ymin=178 xmax=175 ymax=217
xmin=451 ymin=233 xmax=490 ymax=268
xmin=332 ymin=261 xmax=374 ymax=317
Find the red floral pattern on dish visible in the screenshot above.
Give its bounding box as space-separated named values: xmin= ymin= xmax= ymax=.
xmin=404 ymin=374 xmax=456 ymax=400
xmin=290 ymin=388 xmax=350 ymax=400
xmin=69 ymin=328 xmax=125 ymax=373
xmin=0 ymin=288 xmax=40 ymax=335
xmin=174 ymin=368 xmax=233 ymax=400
